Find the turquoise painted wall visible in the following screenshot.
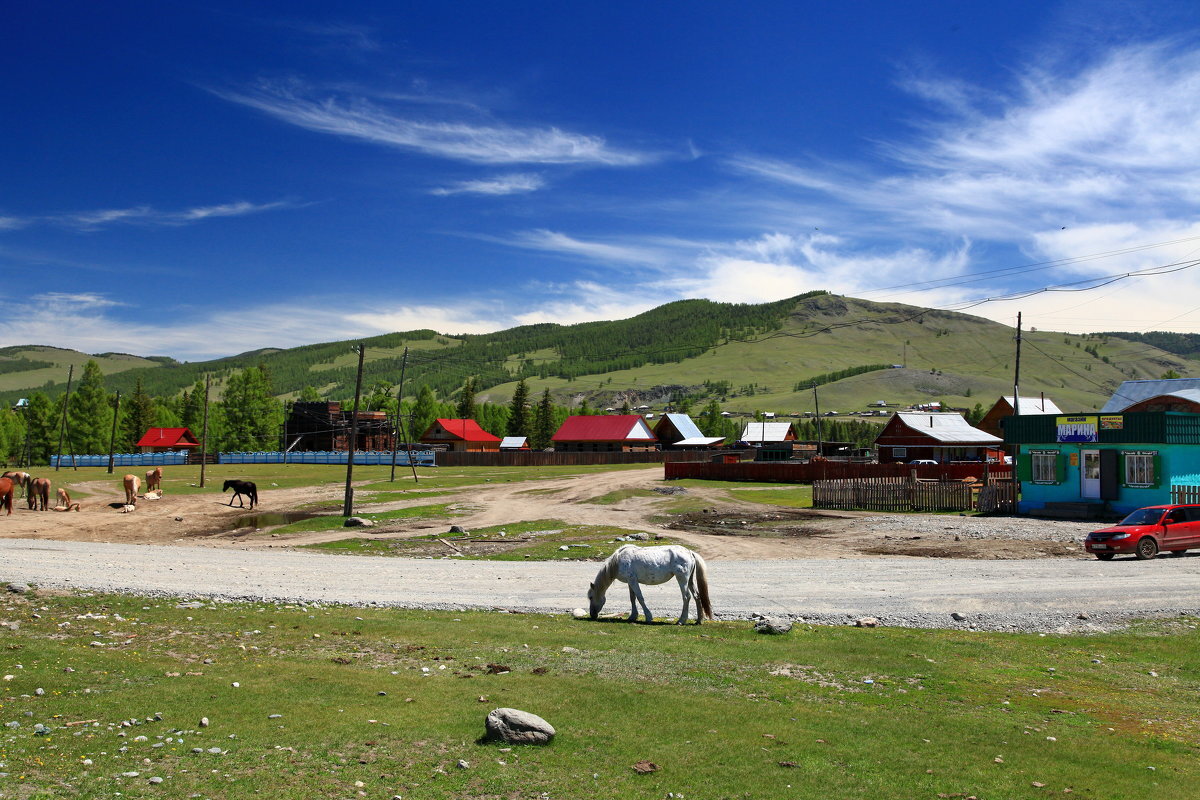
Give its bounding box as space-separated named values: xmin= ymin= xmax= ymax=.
xmin=1018 ymin=442 xmax=1200 ymax=515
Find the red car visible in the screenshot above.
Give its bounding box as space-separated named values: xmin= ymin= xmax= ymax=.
xmin=1085 ymin=504 xmax=1200 ymax=560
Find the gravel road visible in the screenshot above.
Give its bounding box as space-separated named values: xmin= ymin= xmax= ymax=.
xmin=4 ymin=537 xmax=1199 ymax=632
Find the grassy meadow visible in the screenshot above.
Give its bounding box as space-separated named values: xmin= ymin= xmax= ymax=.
xmin=1 ymin=590 xmax=1197 ymax=799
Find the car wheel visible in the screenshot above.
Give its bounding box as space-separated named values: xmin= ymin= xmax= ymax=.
xmin=1135 ymin=537 xmax=1159 ymax=560
xmin=1095 ymin=553 xmax=1115 ymax=561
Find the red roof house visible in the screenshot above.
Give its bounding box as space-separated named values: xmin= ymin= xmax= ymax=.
xmin=136 ymin=427 xmax=201 ymax=452
xmin=419 ymin=418 xmax=502 ymax=452
xmin=551 ymin=415 xmax=658 ymax=452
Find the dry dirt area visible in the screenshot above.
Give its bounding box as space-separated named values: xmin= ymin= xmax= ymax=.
xmin=0 ymin=467 xmax=1097 ymax=561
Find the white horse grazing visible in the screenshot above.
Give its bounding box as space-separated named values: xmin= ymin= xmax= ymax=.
xmin=587 ymin=544 xmax=712 ymax=625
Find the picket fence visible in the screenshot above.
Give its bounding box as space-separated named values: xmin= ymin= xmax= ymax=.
xmin=813 ymin=476 xmax=1017 ymax=513
xmin=1171 ymin=485 xmax=1200 ymax=504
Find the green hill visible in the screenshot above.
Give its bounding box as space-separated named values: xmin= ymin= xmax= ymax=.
xmin=0 ymin=292 xmax=1191 ymax=415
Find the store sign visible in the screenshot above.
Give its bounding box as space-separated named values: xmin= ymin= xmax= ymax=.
xmin=1100 ymin=415 xmax=1124 ymax=430
xmin=1056 ymin=415 xmax=1098 ymax=443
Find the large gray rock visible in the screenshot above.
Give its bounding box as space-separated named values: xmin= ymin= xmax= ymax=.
xmin=6 ymin=583 xmax=30 ymax=595
xmin=754 ymin=617 xmax=792 ymax=635
xmin=344 ymin=517 xmax=375 ymax=528
xmin=485 ymin=708 xmax=555 ymax=745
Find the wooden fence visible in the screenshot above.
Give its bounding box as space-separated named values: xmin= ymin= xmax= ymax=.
xmin=1171 ymin=485 xmax=1200 ymax=504
xmin=664 ymin=460 xmax=1010 ymax=484
xmin=812 ymin=476 xmax=1017 ymax=513
xmin=436 ymin=449 xmax=753 ymax=468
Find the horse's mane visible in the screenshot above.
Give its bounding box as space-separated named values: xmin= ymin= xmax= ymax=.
xmin=591 ymin=546 xmax=626 ymax=593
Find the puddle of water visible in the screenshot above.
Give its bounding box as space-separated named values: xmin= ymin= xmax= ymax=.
xmin=227 ymin=511 xmax=321 ymax=530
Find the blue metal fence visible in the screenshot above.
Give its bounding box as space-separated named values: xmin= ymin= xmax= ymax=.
xmin=220 ymin=450 xmax=436 ymax=466
xmin=50 ymin=451 xmax=190 ymax=468
xmin=50 ymin=450 xmax=436 ymax=468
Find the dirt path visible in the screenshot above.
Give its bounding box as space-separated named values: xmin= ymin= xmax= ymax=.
xmin=0 ymin=466 xmax=1099 ymax=561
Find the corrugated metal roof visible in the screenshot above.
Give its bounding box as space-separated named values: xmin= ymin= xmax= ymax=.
xmin=134 ymin=427 xmax=200 ymax=447
xmin=662 ymin=413 xmax=704 ymax=439
xmin=431 ymin=418 xmax=502 ymax=442
xmin=674 ymin=436 xmax=727 ymax=446
xmin=1003 ymin=396 xmax=1062 ymax=415
xmin=499 ymin=436 xmax=528 ymax=449
xmin=895 ymin=413 xmax=1002 ymax=443
xmin=552 ymin=415 xmax=656 ymax=442
xmin=740 ymin=422 xmax=795 ymax=442
xmin=1102 ymin=379 xmax=1200 ymax=412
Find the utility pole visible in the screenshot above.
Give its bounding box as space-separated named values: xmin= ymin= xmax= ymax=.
xmin=390 ymin=347 xmax=408 ymax=482
xmin=812 ymin=383 xmax=824 ymax=456
xmin=1013 ymin=312 xmax=1023 ymax=416
xmin=53 ymin=365 xmax=73 ymax=471
xmin=106 ymin=391 xmax=121 ymax=474
xmin=343 ymin=344 xmax=366 ymax=516
xmin=199 ymin=376 xmax=211 ymax=488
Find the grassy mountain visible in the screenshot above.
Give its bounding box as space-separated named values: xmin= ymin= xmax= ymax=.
xmin=0 ymin=292 xmax=1191 ymax=415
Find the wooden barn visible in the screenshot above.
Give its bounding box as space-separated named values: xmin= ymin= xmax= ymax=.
xmin=136 ymin=427 xmax=200 ymax=453
xmin=739 ymin=421 xmax=801 ymax=461
xmin=285 ymin=401 xmax=396 ymax=452
xmin=552 ymin=414 xmax=658 ymax=452
xmin=977 ymin=395 xmax=1062 ymax=439
xmin=874 ymin=412 xmax=1004 ymax=464
xmin=420 ymin=418 xmax=502 ymax=452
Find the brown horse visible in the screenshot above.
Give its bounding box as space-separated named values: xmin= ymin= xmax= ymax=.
xmin=2 ymin=471 xmax=29 ymax=498
xmin=123 ymin=474 xmax=140 ymax=506
xmin=28 ymin=477 xmax=50 ymax=511
xmin=55 ymin=487 xmax=80 ymax=511
xmin=145 ymin=466 xmax=162 ymax=493
xmin=0 ymin=477 xmax=13 ymax=516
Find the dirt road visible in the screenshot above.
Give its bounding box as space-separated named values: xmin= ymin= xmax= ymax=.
xmin=0 ymin=466 xmax=1097 ymax=561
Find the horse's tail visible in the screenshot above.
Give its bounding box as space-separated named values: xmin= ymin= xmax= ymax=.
xmin=250 ymin=483 xmax=259 ymax=505
xmin=693 ymin=553 xmax=713 ymax=620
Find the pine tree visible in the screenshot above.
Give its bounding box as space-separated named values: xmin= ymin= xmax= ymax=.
xmin=411 ymin=385 xmax=439 ymax=441
xmin=181 ymin=379 xmax=205 ymax=434
xmin=0 ymin=408 xmax=23 ymax=463
xmin=299 ymin=385 xmax=322 ymax=402
xmin=456 ymin=377 xmax=477 ymax=420
xmin=23 ymin=393 xmax=55 ymax=464
xmin=119 ymin=376 xmax=156 ymax=452
xmin=508 ymin=378 xmax=531 ymax=438
xmin=67 ymin=360 xmax=113 ymax=455
xmin=579 ymin=398 xmax=591 ymax=416
xmin=698 ymin=399 xmax=723 ymax=436
xmin=218 ymin=366 xmax=282 ymax=451
xmin=532 ymin=388 xmax=555 ymax=450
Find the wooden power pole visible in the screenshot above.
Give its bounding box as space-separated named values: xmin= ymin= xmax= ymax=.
xmin=343 ymin=344 xmax=366 ymax=517
xmin=106 ymin=391 xmax=121 ymax=474
xmin=199 ymin=376 xmax=211 ymax=488
xmin=53 ymin=365 xmax=74 ymax=471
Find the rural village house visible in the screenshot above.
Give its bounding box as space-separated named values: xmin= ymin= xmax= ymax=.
xmin=136 ymin=427 xmax=200 ymax=453
xmin=739 ymin=421 xmax=805 ymax=461
xmin=552 ymin=414 xmax=657 ymax=452
xmin=420 ymin=418 xmax=502 ymax=452
xmin=1009 ymin=378 xmax=1200 ymax=516
xmin=499 ymin=436 xmax=530 ymax=451
xmin=654 ymin=413 xmax=725 ymax=449
xmin=977 ymin=395 xmax=1063 ymax=439
xmin=874 ymin=413 xmax=1004 ymax=464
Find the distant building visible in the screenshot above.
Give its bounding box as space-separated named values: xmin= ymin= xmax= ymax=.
xmin=874 ymin=413 xmax=1003 ymax=464
xmin=499 ymin=436 xmax=530 ymax=451
xmin=1101 ymin=378 xmax=1200 ymax=414
xmin=654 ymin=413 xmax=725 ymax=449
xmin=977 ymin=395 xmax=1062 ymax=444
xmin=285 ymin=401 xmax=396 ymax=452
xmin=739 ymin=421 xmax=800 ymax=461
xmin=552 ymin=414 xmax=657 ymax=452
xmin=135 ymin=427 xmax=201 ymax=453
xmin=420 ymin=418 xmax=502 ymax=452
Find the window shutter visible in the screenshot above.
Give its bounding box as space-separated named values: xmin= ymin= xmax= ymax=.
xmin=1055 ymin=451 xmax=1067 ymax=484
xmin=1119 ymin=452 xmax=1129 ymax=487
xmin=1015 ymin=453 xmax=1032 ymax=482
xmin=1151 ymin=453 xmax=1162 ymax=489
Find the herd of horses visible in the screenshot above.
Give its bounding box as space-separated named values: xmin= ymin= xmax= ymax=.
xmin=0 ymin=467 xmax=258 ymax=515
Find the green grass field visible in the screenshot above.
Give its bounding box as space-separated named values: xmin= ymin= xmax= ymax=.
xmin=2 ymin=590 xmax=1197 ymax=799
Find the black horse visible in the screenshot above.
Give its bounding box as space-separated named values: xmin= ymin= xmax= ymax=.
xmin=222 ymin=479 xmax=258 ymax=509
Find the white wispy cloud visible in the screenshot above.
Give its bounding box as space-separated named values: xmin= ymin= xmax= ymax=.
xmin=431 ymin=173 xmax=545 ymax=196
xmin=0 ymin=200 xmax=295 ymax=232
xmin=502 ymin=229 xmax=673 ymax=267
xmin=213 ymin=80 xmax=654 ymax=166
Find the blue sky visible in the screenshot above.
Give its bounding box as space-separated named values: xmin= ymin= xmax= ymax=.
xmin=4 ymin=1 xmax=1200 ymax=360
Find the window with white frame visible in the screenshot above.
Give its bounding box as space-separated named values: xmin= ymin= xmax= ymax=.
xmin=1031 ymin=451 xmax=1058 ymax=483
xmin=1125 ymin=452 xmax=1156 ymax=487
